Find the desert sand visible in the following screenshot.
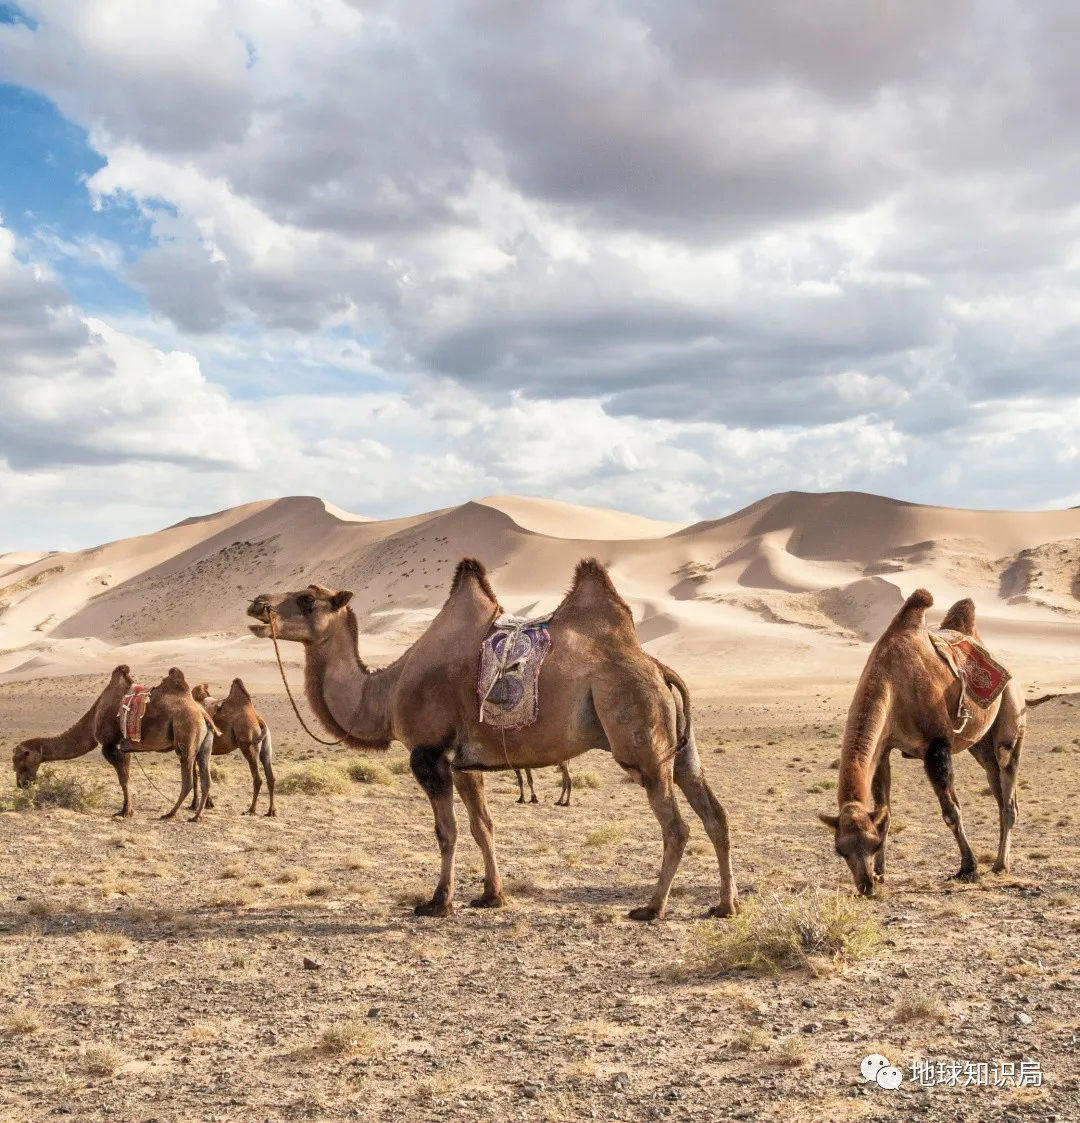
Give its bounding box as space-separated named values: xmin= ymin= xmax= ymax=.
xmin=1 ymin=490 xmax=1078 ymax=1121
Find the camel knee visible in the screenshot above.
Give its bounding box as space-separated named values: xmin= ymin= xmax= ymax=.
xmin=411 ymin=743 xmax=453 ymax=797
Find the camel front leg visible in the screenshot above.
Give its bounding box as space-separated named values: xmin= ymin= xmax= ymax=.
xmin=410 ymin=745 xmax=457 ymax=917
xmin=525 ymin=768 xmax=538 ymax=804
xmin=673 ymin=735 xmax=738 ymax=918
xmin=514 ymin=768 xmax=526 ymax=803
xmin=924 ymin=738 xmax=978 ymax=881
xmin=452 ymin=770 xmax=505 ymax=908
xmin=259 ymin=728 xmax=276 ymax=818
xmin=871 ymin=749 xmax=892 ymax=880
xmin=189 ymin=729 xmax=213 ymax=822
xmin=102 ymin=743 xmax=134 ymax=818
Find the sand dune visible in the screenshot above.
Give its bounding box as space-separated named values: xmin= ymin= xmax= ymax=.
xmin=1 ymin=489 xmax=1079 ymax=690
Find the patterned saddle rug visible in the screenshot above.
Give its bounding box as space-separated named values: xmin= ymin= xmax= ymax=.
xmin=477 ymin=613 xmax=554 ymax=730
xmin=118 ymin=684 xmax=153 ymax=743
xmin=930 ymin=629 xmax=1011 ymax=728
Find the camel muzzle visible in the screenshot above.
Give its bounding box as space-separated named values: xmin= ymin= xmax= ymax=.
xmin=247 ymin=598 xmax=272 ymax=627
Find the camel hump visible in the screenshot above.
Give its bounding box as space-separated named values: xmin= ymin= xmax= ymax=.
xmin=885 ymin=587 xmax=933 ymax=632
xmin=230 ymin=677 xmax=252 ymax=701
xmin=558 ymin=558 xmax=633 ymax=619
xmin=450 ymin=557 xmax=498 ymax=601
xmin=161 ymin=667 xmax=191 ymax=693
xmin=113 ymin=663 xmax=131 ymax=678
xmin=939 ymin=597 xmax=977 ymax=635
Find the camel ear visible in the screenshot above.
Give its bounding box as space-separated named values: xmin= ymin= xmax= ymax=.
xmin=872 ymin=805 xmax=889 ymax=829
xmin=331 ymin=590 xmax=353 ymax=610
xmin=818 ymin=813 xmax=840 ymax=832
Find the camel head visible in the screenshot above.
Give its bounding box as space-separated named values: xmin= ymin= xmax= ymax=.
xmin=819 ymin=802 xmax=888 ymax=897
xmin=12 ymin=739 xmax=44 ymax=788
xmin=247 ymin=584 xmax=354 ymax=644
xmin=191 ymin=683 xmax=210 ymax=702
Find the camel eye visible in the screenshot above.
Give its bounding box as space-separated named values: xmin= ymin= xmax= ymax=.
xmin=297 ymin=594 xmax=316 ymax=612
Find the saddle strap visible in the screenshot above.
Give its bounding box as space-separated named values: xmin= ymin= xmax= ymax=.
xmin=929 ymin=633 xmax=972 ymax=735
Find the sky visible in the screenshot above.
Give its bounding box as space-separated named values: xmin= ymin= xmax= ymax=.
xmin=2 ymin=1 xmax=1080 ymax=550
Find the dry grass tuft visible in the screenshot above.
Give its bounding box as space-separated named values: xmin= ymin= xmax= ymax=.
xmin=3 ymin=1008 xmax=46 ymax=1034
xmin=775 ymin=1035 xmax=809 ymax=1067
xmin=278 ymin=762 xmax=350 ymax=796
xmin=686 ymin=889 xmax=880 ymax=975
xmin=83 ymin=1043 xmax=124 ymax=1076
xmin=728 ymin=1027 xmax=770 ymax=1054
xmin=584 ymin=823 xmax=623 ymax=847
xmin=570 ymin=770 xmax=603 ymax=789
xmin=894 ymin=991 xmax=948 ymax=1023
xmin=316 ymin=1020 xmax=379 ymax=1056
xmin=345 ymin=759 xmax=396 ymax=786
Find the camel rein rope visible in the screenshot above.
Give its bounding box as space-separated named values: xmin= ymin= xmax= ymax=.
xmin=267 ymin=609 xmax=367 ymax=748
xmin=132 ymin=752 xmax=169 ymax=808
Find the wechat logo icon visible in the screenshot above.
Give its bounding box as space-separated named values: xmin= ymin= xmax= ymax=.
xmin=861 ymin=1054 xmax=904 ymax=1090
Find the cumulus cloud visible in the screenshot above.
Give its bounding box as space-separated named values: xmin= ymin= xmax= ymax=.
xmin=2 ymin=0 xmax=1080 ymax=544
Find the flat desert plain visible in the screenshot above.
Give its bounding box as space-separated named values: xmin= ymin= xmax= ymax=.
xmin=1 ymin=491 xmax=1079 ymax=1122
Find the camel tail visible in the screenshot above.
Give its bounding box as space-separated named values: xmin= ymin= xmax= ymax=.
xmin=1026 ymin=693 xmax=1064 ymax=709
xmin=657 ymin=661 xmax=691 ymax=751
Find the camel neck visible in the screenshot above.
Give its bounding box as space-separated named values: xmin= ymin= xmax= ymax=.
xmin=36 ymin=705 xmax=100 ymax=762
xmin=304 ymin=624 xmax=398 ymax=748
xmin=837 ymin=683 xmax=891 ymax=807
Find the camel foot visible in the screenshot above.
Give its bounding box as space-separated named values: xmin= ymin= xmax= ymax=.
xmin=952 ymin=867 xmax=980 ymax=883
xmin=628 ymin=905 xmax=664 ymax=922
xmin=529 ymin=795 xmax=538 ymax=804
xmin=468 ymin=892 xmax=507 ymax=909
xmin=265 ymin=809 xmax=277 ymax=818
xmin=414 ymin=899 xmax=454 ymax=918
xmin=159 ymin=812 xmax=177 ymax=821
xmin=112 ymin=808 xmax=134 ymax=819
xmin=516 ymin=796 xmax=525 ymax=804
xmin=707 ymin=900 xmax=738 ymax=919
xmin=243 ymin=808 xmax=257 ymax=816
xmin=991 ymin=861 xmax=1008 ymax=874
xmin=188 ymin=815 xmax=204 ymax=824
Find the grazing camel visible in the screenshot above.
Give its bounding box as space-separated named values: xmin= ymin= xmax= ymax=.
xmin=820 ymin=590 xmax=1044 ymax=895
xmin=514 ymin=763 xmax=572 ymax=805
xmin=191 ymin=680 xmax=276 ymax=816
xmin=12 ymin=665 xmax=136 ymax=816
xmin=248 ymin=558 xmax=738 ymax=921
xmin=118 ymin=667 xmax=217 ymax=822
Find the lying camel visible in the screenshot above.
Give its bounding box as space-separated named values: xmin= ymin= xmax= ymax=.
xmin=820 ymin=591 xmax=1049 ymax=895
xmin=12 ymin=665 xmax=136 ymax=816
xmin=514 ymin=764 xmax=572 ymax=806
xmin=191 ymin=680 xmax=276 ymax=816
xmin=248 ymin=558 xmax=738 ymax=920
xmin=118 ymin=667 xmax=217 ymax=822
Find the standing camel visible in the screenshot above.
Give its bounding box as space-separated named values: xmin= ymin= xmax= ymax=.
xmin=247 ymin=558 xmax=738 ymax=921
xmin=820 ymin=590 xmax=1042 ymax=895
xmin=191 ymin=680 xmax=276 ymax=816
xmin=118 ymin=667 xmax=217 ymax=822
xmin=514 ymin=764 xmax=572 ymax=806
xmin=12 ymin=665 xmax=136 ymax=816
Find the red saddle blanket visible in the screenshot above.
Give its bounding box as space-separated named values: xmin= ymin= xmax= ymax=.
xmin=929 ymin=629 xmax=1011 ymax=708
xmin=118 ymin=685 xmax=153 ymax=742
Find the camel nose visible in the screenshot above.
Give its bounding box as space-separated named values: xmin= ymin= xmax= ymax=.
xmin=247 ymin=596 xmax=271 ymax=622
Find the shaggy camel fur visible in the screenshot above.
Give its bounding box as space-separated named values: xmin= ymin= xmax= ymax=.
xmin=820 ymin=590 xmax=1039 ymax=895
xmin=514 ymin=763 xmax=572 ymax=806
xmin=248 ymin=558 xmax=738 ymax=920
xmin=12 ymin=665 xmax=136 ymax=816
xmin=118 ymin=667 xmax=217 ymax=822
xmin=191 ymin=680 xmax=276 ymax=816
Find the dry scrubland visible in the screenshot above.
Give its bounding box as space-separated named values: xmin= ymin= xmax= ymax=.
xmin=2 ymin=680 xmax=1079 ymax=1123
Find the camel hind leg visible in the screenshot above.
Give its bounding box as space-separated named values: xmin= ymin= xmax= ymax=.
xmin=239 ymin=742 xmax=262 ymax=814
xmin=924 ymin=738 xmax=979 ymax=882
xmin=189 ymin=726 xmax=213 ymax=822
xmin=556 ymin=763 xmax=571 ymax=807
xmin=163 ymin=752 xmax=195 ymax=820
xmin=525 ymin=768 xmax=537 ymax=804
xmin=673 ymin=734 xmax=738 ymax=918
xmin=514 ymin=769 xmax=526 ymax=803
xmin=970 ymin=728 xmax=1023 ymax=873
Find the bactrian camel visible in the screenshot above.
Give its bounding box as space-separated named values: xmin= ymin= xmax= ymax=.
xmin=118 ymin=667 xmax=218 ymax=822
xmin=514 ymin=764 xmax=572 ymax=806
xmin=12 ymin=665 xmax=136 ymax=816
xmin=248 ymin=558 xmax=738 ymax=920
xmin=821 ymin=590 xmax=1051 ymax=895
xmin=192 ymin=680 xmax=276 ymax=816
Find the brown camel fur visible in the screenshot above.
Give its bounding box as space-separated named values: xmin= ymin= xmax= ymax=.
xmin=191 ymin=680 xmax=276 ymax=816
xmin=820 ymin=590 xmax=1040 ymax=896
xmin=514 ymin=763 xmax=572 ymax=806
xmin=248 ymin=558 xmax=738 ymax=921
xmin=12 ymin=665 xmax=136 ymax=816
xmin=118 ymin=667 xmax=218 ymax=822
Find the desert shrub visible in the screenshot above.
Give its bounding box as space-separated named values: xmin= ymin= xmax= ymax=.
xmin=10 ymin=769 xmax=103 ymax=813
xmin=317 ymin=1020 xmax=379 ymax=1056
xmin=209 ymin=763 xmax=228 ymax=784
xmin=345 ymin=759 xmax=395 ymax=786
xmin=570 ymin=770 xmax=603 ymax=789
xmin=775 ymin=1035 xmax=809 ymax=1067
xmin=3 ymin=1008 xmax=45 ymax=1034
xmin=387 ymin=757 xmax=412 ymax=775
xmin=894 ymin=992 xmax=948 ymax=1023
xmin=83 ymin=1044 xmax=124 ymax=1075
xmin=277 ymin=762 xmax=349 ymax=796
xmin=687 ymin=889 xmax=880 ymax=975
